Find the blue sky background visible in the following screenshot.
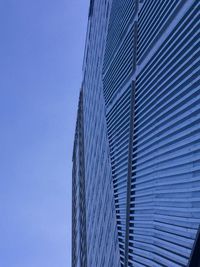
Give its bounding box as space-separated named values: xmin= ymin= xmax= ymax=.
xmin=0 ymin=0 xmax=89 ymax=266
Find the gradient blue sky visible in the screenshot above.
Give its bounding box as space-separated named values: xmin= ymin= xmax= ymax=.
xmin=0 ymin=0 xmax=89 ymax=266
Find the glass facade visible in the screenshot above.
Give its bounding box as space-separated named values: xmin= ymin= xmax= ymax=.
xmin=72 ymin=1 xmax=200 ymax=266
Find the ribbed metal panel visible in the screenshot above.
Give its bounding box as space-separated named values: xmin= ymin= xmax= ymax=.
xmin=137 ymin=0 xmax=186 ymax=64
xmin=103 ymin=0 xmax=135 ymax=73
xmin=103 ymin=27 xmax=134 ymax=106
xmin=72 ymin=92 xmax=88 ymax=267
xmin=129 ymin=2 xmax=200 ymax=266
xmin=106 ymin=86 xmax=132 ymax=265
xmin=73 ymin=0 xmax=200 ymax=266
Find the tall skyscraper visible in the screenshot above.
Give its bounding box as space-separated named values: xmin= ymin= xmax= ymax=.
xmin=72 ymin=0 xmax=200 ymax=266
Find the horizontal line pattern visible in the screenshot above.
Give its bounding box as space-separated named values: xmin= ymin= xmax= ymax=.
xmin=106 ymin=87 xmax=132 ymax=265
xmin=103 ymin=27 xmax=134 ymax=106
xmin=128 ymin=2 xmax=200 ymax=266
xmin=137 ymin=0 xmax=185 ymax=64
xmin=103 ymin=0 xmax=135 ymax=73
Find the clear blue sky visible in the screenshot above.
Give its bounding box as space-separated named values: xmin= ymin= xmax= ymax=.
xmin=0 ymin=0 xmax=89 ymax=266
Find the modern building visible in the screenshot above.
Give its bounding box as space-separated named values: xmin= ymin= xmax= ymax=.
xmin=72 ymin=0 xmax=200 ymax=266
